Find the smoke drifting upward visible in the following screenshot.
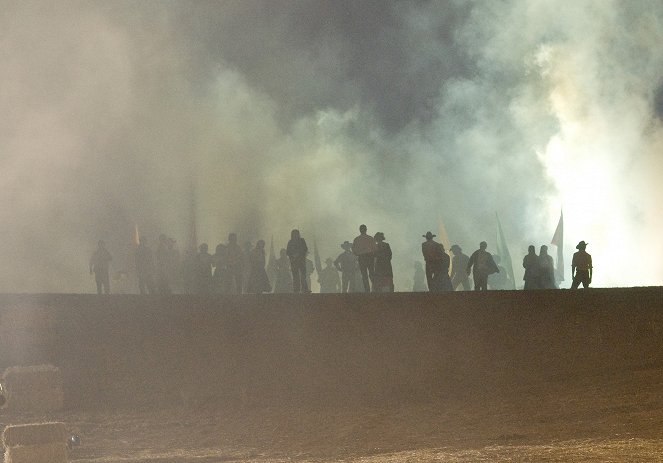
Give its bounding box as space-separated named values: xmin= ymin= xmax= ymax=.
xmin=1 ymin=0 xmax=662 ymax=292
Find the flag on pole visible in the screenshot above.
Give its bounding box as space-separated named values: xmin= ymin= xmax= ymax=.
xmin=551 ymin=210 xmax=564 ymax=282
xmin=132 ymin=223 xmax=140 ymax=247
xmin=496 ymin=213 xmax=516 ymax=289
xmin=187 ymin=179 xmax=198 ymax=252
xmin=313 ymin=239 xmax=322 ymax=274
xmin=267 ymin=235 xmax=277 ymax=285
xmin=437 ymin=217 xmax=451 ymax=251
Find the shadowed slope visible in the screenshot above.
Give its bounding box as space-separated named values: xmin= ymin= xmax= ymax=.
xmin=0 ymin=288 xmax=662 ymax=409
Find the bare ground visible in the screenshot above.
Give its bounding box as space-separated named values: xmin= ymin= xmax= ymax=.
xmin=4 ymin=366 xmax=663 ymax=462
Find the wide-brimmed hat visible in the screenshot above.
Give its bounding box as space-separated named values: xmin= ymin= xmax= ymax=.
xmin=341 ymin=241 xmax=352 ymax=250
xmin=576 ymin=240 xmax=588 ymax=249
xmin=423 ymin=231 xmax=436 ymax=239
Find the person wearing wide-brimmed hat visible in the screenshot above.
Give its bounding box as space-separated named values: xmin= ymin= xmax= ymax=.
xmin=373 ymin=232 xmax=394 ymax=292
xmin=318 ymin=257 xmax=341 ymax=293
xmin=571 ymin=241 xmax=592 ymax=289
xmin=334 ymin=241 xmax=358 ymax=293
xmin=421 ymin=232 xmax=451 ymax=291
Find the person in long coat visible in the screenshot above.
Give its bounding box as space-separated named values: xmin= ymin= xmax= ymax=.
xmin=273 ymin=249 xmax=293 ymax=293
xmin=538 ymin=245 xmax=556 ymax=289
xmin=247 ymin=240 xmax=271 ymax=293
xmin=225 ymin=233 xmax=244 ymax=294
xmin=89 ymin=240 xmax=112 ymax=294
xmin=373 ymin=232 xmax=394 ymax=292
xmin=522 ymin=245 xmax=539 ymax=289
xmin=212 ymin=243 xmax=227 ymax=293
xmin=194 ymin=243 xmax=214 ymax=294
xmin=421 ymin=231 xmax=452 ymax=291
xmin=286 ymin=229 xmax=309 ymax=293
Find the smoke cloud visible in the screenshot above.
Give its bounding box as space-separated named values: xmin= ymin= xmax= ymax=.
xmin=1 ymin=0 xmax=662 ymax=292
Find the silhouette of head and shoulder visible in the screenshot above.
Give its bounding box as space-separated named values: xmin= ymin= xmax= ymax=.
xmin=423 ymin=231 xmax=436 ymax=242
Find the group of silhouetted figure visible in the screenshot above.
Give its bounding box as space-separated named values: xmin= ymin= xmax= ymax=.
xmin=89 ymin=225 xmax=593 ymax=295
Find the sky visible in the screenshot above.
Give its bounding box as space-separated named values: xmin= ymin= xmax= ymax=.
xmin=1 ymin=0 xmax=662 ymax=292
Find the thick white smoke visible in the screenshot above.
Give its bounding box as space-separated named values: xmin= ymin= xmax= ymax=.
xmin=0 ymin=1 xmax=661 ymax=292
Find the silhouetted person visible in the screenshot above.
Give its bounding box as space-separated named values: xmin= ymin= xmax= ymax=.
xmin=538 ymin=245 xmax=556 ymax=289
xmin=266 ymin=241 xmax=278 ymax=289
xmin=373 ymin=232 xmax=394 ymax=292
xmin=352 ymin=224 xmax=377 ymax=292
xmin=242 ymin=241 xmax=252 ymax=293
xmin=412 ymin=261 xmax=427 ymax=292
xmin=247 ymin=240 xmax=271 ymax=293
xmin=449 ymin=245 xmax=471 ymax=291
xmin=212 ymin=243 xmax=227 ymax=293
xmin=421 ymin=232 xmax=451 ymax=291
xmin=318 ymin=258 xmax=341 ymax=293
xmin=286 ymin=229 xmax=309 ymax=293
xmin=571 ymin=241 xmax=592 ymax=289
xmin=166 ymin=237 xmax=181 ymax=293
xmin=489 ymin=255 xmax=511 ymax=290
xmin=195 ymin=243 xmax=214 ymax=294
xmin=225 ymin=233 xmax=244 ymax=294
xmin=438 ymin=243 xmax=453 ymax=291
xmin=135 ymin=237 xmax=156 ymax=295
xmin=181 ymin=249 xmax=197 ymax=294
xmin=156 ymin=234 xmax=173 ymax=295
xmin=334 ymin=241 xmax=358 ymax=293
xmin=89 ymin=240 xmax=112 ymax=294
xmin=180 ymin=249 xmax=196 ymax=294
xmin=522 ymin=245 xmax=539 ymax=289
xmin=467 ymin=241 xmax=499 ymax=291
xmin=274 ymin=249 xmax=293 ymax=293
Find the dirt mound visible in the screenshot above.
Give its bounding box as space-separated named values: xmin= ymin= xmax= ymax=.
xmin=2 ymin=289 xmax=663 ymax=461
xmin=0 ymin=289 xmax=662 ymax=410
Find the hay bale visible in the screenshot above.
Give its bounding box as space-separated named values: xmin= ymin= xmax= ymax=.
xmin=3 ymin=422 xmax=66 ymax=448
xmin=1 ymin=365 xmax=63 ymax=412
xmin=4 ymin=442 xmax=68 ymax=463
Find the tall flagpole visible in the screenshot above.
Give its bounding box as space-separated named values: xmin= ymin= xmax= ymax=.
xmin=551 ymin=209 xmax=564 ymax=283
xmin=496 ymin=213 xmax=516 ymax=289
xmin=187 ymin=176 xmax=198 ymax=253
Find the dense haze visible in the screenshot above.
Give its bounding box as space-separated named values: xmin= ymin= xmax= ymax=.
xmin=1 ymin=0 xmax=662 ymax=292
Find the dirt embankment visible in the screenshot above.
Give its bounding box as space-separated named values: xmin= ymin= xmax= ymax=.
xmin=1 ymin=288 xmax=662 ymax=410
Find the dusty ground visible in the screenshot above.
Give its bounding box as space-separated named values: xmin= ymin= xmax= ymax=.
xmin=3 ymin=366 xmax=663 ymax=462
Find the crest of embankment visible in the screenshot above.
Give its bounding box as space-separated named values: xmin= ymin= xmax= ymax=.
xmin=0 ymin=289 xmax=662 ymax=409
